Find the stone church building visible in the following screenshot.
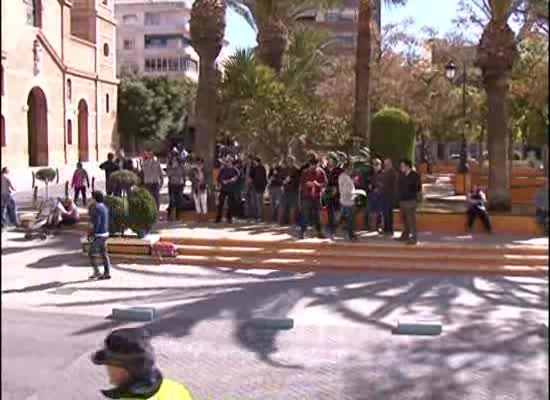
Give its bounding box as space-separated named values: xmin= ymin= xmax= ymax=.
xmin=1 ymin=0 xmax=119 ymax=169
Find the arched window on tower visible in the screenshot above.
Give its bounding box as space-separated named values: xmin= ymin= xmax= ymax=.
xmin=106 ymin=94 xmax=110 ymax=113
xmin=26 ymin=0 xmax=42 ymax=28
xmin=1 ymin=115 xmax=6 ymax=148
xmin=1 ymin=65 xmax=4 ymax=96
xmin=67 ymin=119 xmax=73 ymax=145
xmin=67 ymin=79 xmax=72 ymax=101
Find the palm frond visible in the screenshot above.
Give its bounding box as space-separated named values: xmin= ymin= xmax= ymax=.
xmin=227 ymin=0 xmax=257 ymax=31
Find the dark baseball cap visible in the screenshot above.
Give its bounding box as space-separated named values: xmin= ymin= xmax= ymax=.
xmin=92 ymin=328 xmax=155 ymax=368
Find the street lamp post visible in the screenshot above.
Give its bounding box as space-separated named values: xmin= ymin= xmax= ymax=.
xmin=445 ymin=60 xmax=470 ymax=175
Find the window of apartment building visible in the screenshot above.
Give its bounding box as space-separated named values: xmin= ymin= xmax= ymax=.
xmin=145 ymin=57 xmax=197 ymax=73
xmin=26 ymin=0 xmax=42 ymax=28
xmin=1 ymin=115 xmax=5 ymax=148
xmin=123 ymin=39 xmax=135 ymax=50
xmin=339 ymin=12 xmax=355 ymax=21
xmin=144 ymin=12 xmax=161 ymax=26
xmin=144 ymin=36 xmax=167 ymax=49
xmin=106 ymin=94 xmax=110 ymax=113
xmin=67 ymin=79 xmax=72 ymax=101
xmin=122 ymin=14 xmax=138 ymax=25
xmin=144 ymin=34 xmax=189 ymax=50
xmin=67 ymin=120 xmax=73 ymax=145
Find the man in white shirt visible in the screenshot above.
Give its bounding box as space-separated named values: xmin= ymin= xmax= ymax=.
xmin=48 ymin=198 xmax=80 ymax=228
xmin=1 ymin=167 xmax=18 ymax=228
xmin=338 ymin=162 xmax=357 ymax=241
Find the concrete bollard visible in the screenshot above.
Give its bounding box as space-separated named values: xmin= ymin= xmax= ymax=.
xmin=249 ymin=318 xmax=294 ymax=330
xmin=392 ymin=320 xmax=442 ymax=336
xmin=111 ymin=306 xmax=158 ymax=322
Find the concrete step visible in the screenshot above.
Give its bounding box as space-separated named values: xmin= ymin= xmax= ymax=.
xmin=174 ymin=244 xmax=548 ymax=266
xmin=161 ymin=236 xmax=549 ymax=256
xmin=110 ymin=254 xmax=547 ymax=277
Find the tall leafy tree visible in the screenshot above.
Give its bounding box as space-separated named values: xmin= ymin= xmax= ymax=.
xmin=353 ymin=0 xmax=406 ymax=145
xmin=190 ymin=0 xmax=227 ymax=183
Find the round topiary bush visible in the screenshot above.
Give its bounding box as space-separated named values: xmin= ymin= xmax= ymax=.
xmin=35 ymin=167 xmax=58 ymax=199
xmin=127 ymin=187 xmax=158 ymax=238
xmin=88 ymin=196 xmax=129 ymax=236
xmin=105 ymin=195 xmax=128 ymax=236
xmin=371 ymin=107 xmax=416 ymax=165
xmin=108 ymin=170 xmax=140 ymax=196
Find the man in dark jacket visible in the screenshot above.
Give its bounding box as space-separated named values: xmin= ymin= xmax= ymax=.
xmin=249 ymin=157 xmax=267 ymax=221
xmin=382 ymin=158 xmax=398 ymax=236
xmin=100 ymin=153 xmax=120 ymax=196
xmin=268 ymin=163 xmax=285 ymax=223
xmin=281 ymin=156 xmax=300 ymax=225
xmin=92 ymin=327 xmax=193 ymax=399
xmin=397 ymin=159 xmax=422 ymax=245
xmin=216 ymin=158 xmax=240 ymax=223
xmin=365 ymin=158 xmax=384 ymax=233
xmin=88 ymin=191 xmax=111 ymax=280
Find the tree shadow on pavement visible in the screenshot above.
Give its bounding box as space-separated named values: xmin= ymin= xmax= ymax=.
xmin=344 ymin=315 xmax=548 ymax=400
xmin=2 ymin=279 xmax=90 ymax=294
xmin=64 ymin=269 xmax=547 ymax=370
xmin=26 ymin=252 xmax=90 ymax=269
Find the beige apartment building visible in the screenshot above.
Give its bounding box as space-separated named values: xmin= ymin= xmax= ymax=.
xmin=1 ymin=0 xmax=119 ymax=169
xmin=115 ymin=0 xmax=229 ymax=81
xmin=296 ymin=0 xmax=381 ymax=56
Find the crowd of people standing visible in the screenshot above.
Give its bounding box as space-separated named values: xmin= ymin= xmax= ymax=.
xmin=212 ymin=151 xmax=422 ymax=244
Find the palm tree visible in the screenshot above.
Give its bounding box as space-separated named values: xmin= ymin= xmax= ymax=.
xmin=227 ymin=0 xmax=341 ymax=73
xmin=353 ymin=0 xmax=405 ymax=145
xmin=190 ymin=0 xmax=227 ymax=184
xmin=475 ymin=0 xmax=518 ymax=211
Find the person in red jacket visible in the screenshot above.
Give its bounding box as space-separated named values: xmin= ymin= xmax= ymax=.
xmin=298 ymin=154 xmax=327 ymax=239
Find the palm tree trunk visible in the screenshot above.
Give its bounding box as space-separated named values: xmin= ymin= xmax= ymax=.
xmin=195 ymin=56 xmax=219 ymax=186
xmin=353 ymin=0 xmax=373 ymax=145
xmin=256 ymin=18 xmax=288 ymax=74
xmin=486 ymin=77 xmax=511 ymax=211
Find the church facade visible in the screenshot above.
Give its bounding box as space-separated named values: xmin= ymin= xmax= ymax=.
xmin=1 ymin=0 xmax=119 ymax=169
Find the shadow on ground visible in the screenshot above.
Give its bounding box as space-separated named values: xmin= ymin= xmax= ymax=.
xmin=50 ymin=267 xmax=548 ymax=371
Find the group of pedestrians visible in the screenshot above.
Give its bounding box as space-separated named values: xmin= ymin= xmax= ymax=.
xmin=213 ymin=151 xmax=422 ymax=244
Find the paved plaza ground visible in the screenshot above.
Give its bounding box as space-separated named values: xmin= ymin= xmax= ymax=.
xmin=1 ymin=223 xmax=548 ymax=399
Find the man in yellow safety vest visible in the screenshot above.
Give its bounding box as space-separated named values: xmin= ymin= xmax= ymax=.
xmin=92 ymin=327 xmax=193 ymax=399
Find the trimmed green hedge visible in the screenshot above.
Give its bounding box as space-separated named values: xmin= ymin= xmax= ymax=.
xmin=108 ymin=170 xmax=140 ymax=194
xmin=127 ymin=187 xmax=158 ymax=238
xmin=88 ymin=196 xmax=128 ymax=236
xmin=371 ymin=107 xmax=416 ymax=165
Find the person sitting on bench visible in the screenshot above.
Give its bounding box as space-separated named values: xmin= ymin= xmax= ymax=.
xmin=48 ymin=198 xmax=80 ymax=228
xmin=466 ymin=185 xmax=492 ymax=233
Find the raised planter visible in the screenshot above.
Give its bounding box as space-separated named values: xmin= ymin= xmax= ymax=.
xmin=81 ymin=235 xmax=160 ymax=256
